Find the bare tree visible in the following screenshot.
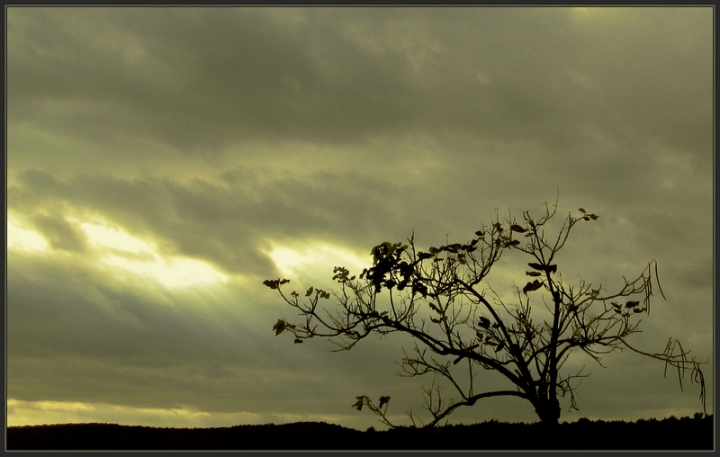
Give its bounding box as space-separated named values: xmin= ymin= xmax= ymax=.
xmin=264 ymin=200 xmax=706 ymax=427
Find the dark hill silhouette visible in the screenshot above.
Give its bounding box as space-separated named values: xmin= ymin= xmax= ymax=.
xmin=7 ymin=415 xmax=714 ymax=450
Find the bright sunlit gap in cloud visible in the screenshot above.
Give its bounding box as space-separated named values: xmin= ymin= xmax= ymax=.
xmin=7 ymin=217 xmax=49 ymax=251
xmin=267 ymin=242 xmax=370 ymax=286
xmin=6 ymin=214 xmax=228 ymax=288
xmin=78 ymin=221 xmax=229 ymax=288
xmin=80 ymin=222 xmax=149 ymax=252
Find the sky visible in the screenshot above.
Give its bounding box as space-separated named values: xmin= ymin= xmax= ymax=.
xmin=6 ymin=6 xmax=714 ymax=432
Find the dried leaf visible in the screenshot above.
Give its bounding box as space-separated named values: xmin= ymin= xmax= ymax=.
xmin=510 ymin=224 xmax=527 ymax=233
xmin=527 ymin=263 xmax=556 ymax=273
xmin=263 ymin=279 xmax=290 ymax=290
xmin=272 ymin=319 xmax=287 ymax=336
xmin=352 ymin=398 xmax=364 ymax=411
xmin=523 ymin=280 xmax=543 ymax=294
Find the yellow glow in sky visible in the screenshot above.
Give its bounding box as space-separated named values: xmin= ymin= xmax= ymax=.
xmin=7 ymin=216 xmax=228 ymax=288
xmin=268 ymin=243 xmax=369 ymax=283
xmin=79 ymin=221 xmax=229 ymax=288
xmin=7 ymin=218 xmax=49 ymax=251
xmin=7 ymin=398 xmax=357 ymax=429
xmin=107 ymin=255 xmax=228 ymax=288
xmin=7 ymin=399 xmax=210 ymax=428
xmin=80 ymin=222 xmax=150 ymax=252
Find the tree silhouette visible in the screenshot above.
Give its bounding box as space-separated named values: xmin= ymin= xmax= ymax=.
xmin=264 ymin=200 xmax=706 ymax=427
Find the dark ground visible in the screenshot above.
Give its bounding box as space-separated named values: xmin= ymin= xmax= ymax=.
xmin=6 ymin=414 xmax=714 ymax=451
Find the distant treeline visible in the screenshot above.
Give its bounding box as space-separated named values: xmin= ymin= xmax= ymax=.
xmin=7 ymin=414 xmax=714 ymax=450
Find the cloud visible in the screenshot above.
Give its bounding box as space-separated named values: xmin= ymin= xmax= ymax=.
xmin=7 ymin=7 xmax=712 ymax=429
xmin=29 ymin=213 xmax=88 ymax=252
xmin=10 ymin=8 xmax=710 ymax=156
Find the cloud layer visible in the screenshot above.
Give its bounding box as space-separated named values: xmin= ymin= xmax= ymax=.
xmin=7 ymin=7 xmax=713 ymax=431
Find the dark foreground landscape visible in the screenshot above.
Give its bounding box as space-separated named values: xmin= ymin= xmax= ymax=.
xmin=7 ymin=414 xmax=714 ymax=451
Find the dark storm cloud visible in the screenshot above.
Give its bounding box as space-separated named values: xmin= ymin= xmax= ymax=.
xmin=9 ymin=7 xmax=418 ymax=151
xmin=9 ymin=8 xmax=711 ymax=157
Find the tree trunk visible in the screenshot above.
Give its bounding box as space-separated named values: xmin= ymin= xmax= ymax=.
xmin=535 ymin=398 xmax=561 ymax=426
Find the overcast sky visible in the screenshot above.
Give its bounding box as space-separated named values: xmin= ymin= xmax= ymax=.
xmin=7 ymin=6 xmax=713 ymax=432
